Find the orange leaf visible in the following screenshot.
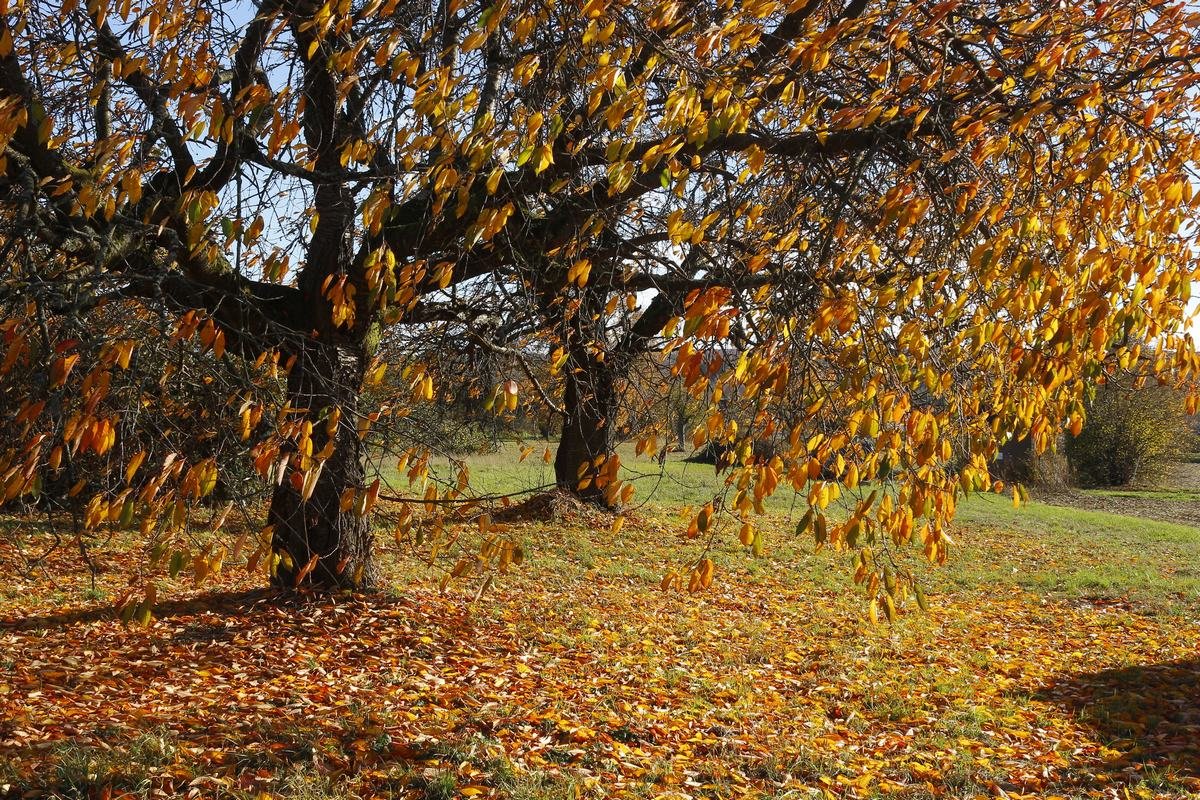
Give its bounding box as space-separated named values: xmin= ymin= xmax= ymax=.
xmin=294 ymin=553 xmax=320 ymax=586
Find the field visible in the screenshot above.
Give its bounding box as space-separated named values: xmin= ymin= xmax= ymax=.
xmin=2 ymin=444 xmax=1199 ymax=799
xmin=1029 ymin=462 xmax=1200 ymax=530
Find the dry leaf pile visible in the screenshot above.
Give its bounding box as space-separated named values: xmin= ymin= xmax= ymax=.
xmin=1 ymin=512 xmax=1197 ymax=799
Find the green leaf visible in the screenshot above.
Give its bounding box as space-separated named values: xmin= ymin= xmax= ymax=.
xmin=915 ymin=584 xmax=930 ymax=612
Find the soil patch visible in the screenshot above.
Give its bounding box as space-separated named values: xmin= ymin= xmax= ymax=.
xmin=1036 ymin=462 xmax=1200 ymax=528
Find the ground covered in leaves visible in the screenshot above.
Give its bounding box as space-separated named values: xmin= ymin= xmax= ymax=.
xmin=1 ymin=495 xmax=1198 ymax=800
xmin=1034 ymin=463 xmax=1200 ymax=530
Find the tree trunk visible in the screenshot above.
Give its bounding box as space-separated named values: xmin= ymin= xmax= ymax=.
xmin=268 ymin=340 xmax=378 ymax=591
xmin=555 ymin=341 xmax=616 ymax=506
xmin=549 ymin=286 xmax=678 ymax=505
xmin=672 ymin=392 xmax=688 ymax=452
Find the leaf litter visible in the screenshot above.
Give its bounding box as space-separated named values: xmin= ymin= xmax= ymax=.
xmin=1 ymin=508 xmax=1198 ymax=799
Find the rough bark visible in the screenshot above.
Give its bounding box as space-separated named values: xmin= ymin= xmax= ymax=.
xmin=268 ymin=340 xmax=377 ymax=590
xmin=554 ymin=338 xmax=616 ymax=506
xmin=552 ymin=289 xmax=680 ymax=505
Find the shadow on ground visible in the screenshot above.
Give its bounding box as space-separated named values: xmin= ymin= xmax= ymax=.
xmin=0 ymin=588 xmax=285 ymax=631
xmin=1036 ymin=658 xmax=1200 ymax=785
xmin=0 ymin=590 xmax=485 ymax=798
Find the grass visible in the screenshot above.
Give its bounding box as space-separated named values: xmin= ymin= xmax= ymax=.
xmin=1080 ymin=487 xmax=1200 ymax=501
xmin=376 ymin=439 xmax=812 ymax=514
xmin=949 ymin=493 xmax=1200 ymax=612
xmin=382 ymin=440 xmax=1200 ymax=614
xmin=43 ymin=728 xmax=181 ymax=799
xmin=3 ymin=449 xmax=1200 ymax=798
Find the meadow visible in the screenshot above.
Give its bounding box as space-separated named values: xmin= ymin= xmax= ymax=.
xmin=1 ymin=443 xmax=1198 ymax=799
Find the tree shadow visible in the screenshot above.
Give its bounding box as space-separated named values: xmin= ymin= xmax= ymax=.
xmin=0 ymin=588 xmax=329 ymax=631
xmin=1035 ymin=657 xmax=1200 ymax=785
xmin=0 ymin=587 xmax=490 ymax=799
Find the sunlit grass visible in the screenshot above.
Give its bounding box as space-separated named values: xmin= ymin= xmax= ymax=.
xmin=4 ymin=451 xmax=1200 ymax=798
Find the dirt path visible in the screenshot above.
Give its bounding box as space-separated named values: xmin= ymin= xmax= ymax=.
xmin=1036 ymin=462 xmax=1200 ymax=529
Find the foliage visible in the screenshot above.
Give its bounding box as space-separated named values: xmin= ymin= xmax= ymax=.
xmin=0 ymin=0 xmax=1199 ymax=599
xmin=0 ymin=296 xmax=271 ymax=511
xmin=1066 ymin=380 xmax=1193 ymax=487
xmin=370 ymin=403 xmax=503 ymax=458
xmin=991 ymin=433 xmax=1072 ymax=490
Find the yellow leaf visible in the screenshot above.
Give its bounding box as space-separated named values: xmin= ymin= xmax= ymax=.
xmin=124 ymin=450 xmax=146 ymax=485
xmin=533 ymin=143 xmax=553 ymax=174
xmin=301 ymin=462 xmax=324 ymax=502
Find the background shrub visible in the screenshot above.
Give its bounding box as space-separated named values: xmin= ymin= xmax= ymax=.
xmin=1065 ymin=381 xmax=1193 ymax=487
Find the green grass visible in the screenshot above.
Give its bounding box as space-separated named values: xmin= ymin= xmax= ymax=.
xmin=375 ymin=439 xmax=813 ymax=514
xmin=43 ymin=728 xmax=181 ymax=799
xmin=948 ymin=493 xmax=1200 ymax=612
xmin=377 ymin=440 xmax=1200 ymax=615
xmin=956 ymin=491 xmax=1200 ymax=543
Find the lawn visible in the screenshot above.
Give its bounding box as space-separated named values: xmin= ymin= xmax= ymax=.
xmin=1080 ymin=489 xmax=1200 ymax=502
xmin=375 ymin=439 xmax=809 ymax=513
xmin=1 ymin=448 xmax=1199 ymax=799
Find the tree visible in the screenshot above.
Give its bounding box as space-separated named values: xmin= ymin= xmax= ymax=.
xmin=1066 ymin=378 xmax=1192 ymax=487
xmin=2 ymin=0 xmax=1200 ymax=598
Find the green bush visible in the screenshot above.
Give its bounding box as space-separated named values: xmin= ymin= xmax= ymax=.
xmin=1066 ymin=381 xmax=1193 ymax=487
xmin=368 ymin=403 xmax=502 ymax=457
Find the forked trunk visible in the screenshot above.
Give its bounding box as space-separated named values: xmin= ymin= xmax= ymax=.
xmin=268 ymin=340 xmax=377 ymax=590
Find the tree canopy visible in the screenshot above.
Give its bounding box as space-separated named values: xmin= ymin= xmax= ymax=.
xmin=2 ymin=0 xmax=1200 ymax=605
